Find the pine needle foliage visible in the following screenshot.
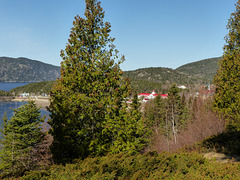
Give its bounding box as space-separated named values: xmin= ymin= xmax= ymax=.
xmin=0 ymin=101 xmax=45 ymax=178
xmin=165 ymin=84 xmax=188 ymax=143
xmin=48 ymin=0 xmax=144 ymax=164
xmin=214 ymin=0 xmax=240 ymax=130
xmin=223 ymin=0 xmax=240 ymax=54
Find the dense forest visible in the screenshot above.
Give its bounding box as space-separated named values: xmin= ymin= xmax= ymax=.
xmin=1 ymin=0 xmax=240 ymax=179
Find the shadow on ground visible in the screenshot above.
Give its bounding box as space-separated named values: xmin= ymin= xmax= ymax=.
xmin=202 ymin=130 xmax=240 ymax=157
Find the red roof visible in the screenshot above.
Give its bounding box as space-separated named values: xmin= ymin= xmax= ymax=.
xmin=161 ymin=94 xmax=168 ymax=97
xmin=139 ymin=93 xmax=167 ymax=98
xmin=139 ymin=93 xmax=151 ymax=96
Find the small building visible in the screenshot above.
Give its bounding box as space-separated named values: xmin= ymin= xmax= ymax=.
xmin=138 ymin=90 xmax=168 ymax=102
xmin=178 ymin=85 xmax=187 ymax=89
xmin=20 ymin=92 xmax=29 ymax=97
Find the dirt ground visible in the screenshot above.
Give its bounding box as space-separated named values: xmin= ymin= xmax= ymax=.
xmin=12 ymin=97 xmax=50 ymax=109
xmin=204 ymin=152 xmax=240 ymax=163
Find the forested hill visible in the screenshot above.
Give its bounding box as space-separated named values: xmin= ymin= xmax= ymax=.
xmin=176 ymin=57 xmax=222 ymax=83
xmin=0 ymin=57 xmax=60 ymax=82
xmin=123 ymin=57 xmax=221 ymax=91
xmin=123 ymin=67 xmax=199 ymax=92
xmin=1 ymin=56 xmax=221 ymax=86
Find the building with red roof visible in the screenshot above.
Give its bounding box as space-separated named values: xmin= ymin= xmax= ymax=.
xmin=138 ymin=90 xmax=168 ymax=102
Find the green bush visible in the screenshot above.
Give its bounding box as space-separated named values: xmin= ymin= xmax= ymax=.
xmin=17 ymin=151 xmax=240 ymax=179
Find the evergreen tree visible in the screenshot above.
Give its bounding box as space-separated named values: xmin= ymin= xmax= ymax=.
xmin=214 ymin=51 xmax=240 ymax=130
xmin=165 ymin=84 xmax=187 ymax=143
xmin=143 ymin=94 xmax=166 ymax=146
xmin=106 ymin=92 xmax=145 ymax=154
xmin=143 ymin=98 xmax=157 ymax=132
xmin=153 ymin=95 xmax=167 ymax=135
xmin=127 ymin=92 xmax=146 ymax=153
xmin=0 ymin=101 xmax=45 ymax=177
xmin=223 ymin=0 xmax=240 ymax=54
xmin=48 ymin=0 xmax=143 ymax=163
xmin=214 ymin=0 xmax=240 ymax=130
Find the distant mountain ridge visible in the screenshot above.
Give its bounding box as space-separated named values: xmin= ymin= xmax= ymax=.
xmin=0 ymin=56 xmax=221 ymax=89
xmin=0 ymin=57 xmax=60 ymax=82
xmin=123 ymin=67 xmax=199 ymax=92
xmin=176 ymin=57 xmax=222 ymax=83
xmin=123 ymin=57 xmax=221 ymax=90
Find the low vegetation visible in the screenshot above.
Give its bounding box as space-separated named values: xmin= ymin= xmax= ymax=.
xmin=18 ymin=151 xmax=240 ymax=179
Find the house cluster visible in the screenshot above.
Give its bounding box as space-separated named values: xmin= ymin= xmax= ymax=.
xmin=19 ymin=92 xmax=49 ymax=98
xmin=134 ymin=85 xmax=187 ymax=103
xmin=20 ymin=92 xmax=30 ymax=97
xmin=138 ymin=90 xmax=168 ymax=102
xmin=197 ymin=84 xmax=215 ymax=99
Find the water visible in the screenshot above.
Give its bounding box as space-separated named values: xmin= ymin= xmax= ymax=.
xmin=0 ymin=101 xmax=50 ymax=123
xmin=0 ymin=82 xmax=30 ymax=91
xmin=0 ymin=82 xmax=50 ymax=128
xmin=0 ymin=83 xmax=50 ymax=146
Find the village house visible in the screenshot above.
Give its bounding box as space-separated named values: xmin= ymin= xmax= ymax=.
xmin=138 ymin=90 xmax=168 ymax=102
xmin=20 ymin=92 xmax=30 ymax=98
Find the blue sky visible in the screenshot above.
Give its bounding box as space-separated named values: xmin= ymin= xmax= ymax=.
xmin=0 ymin=0 xmax=237 ymax=70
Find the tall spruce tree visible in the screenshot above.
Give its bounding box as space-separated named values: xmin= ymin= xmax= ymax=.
xmin=165 ymin=84 xmax=187 ymax=143
xmin=0 ymin=101 xmax=44 ymax=178
xmin=143 ymin=94 xmax=167 ymax=146
xmin=48 ymin=0 xmax=143 ymax=163
xmin=214 ymin=0 xmax=240 ymax=130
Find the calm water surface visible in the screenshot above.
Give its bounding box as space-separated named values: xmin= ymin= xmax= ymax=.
xmin=0 ymin=82 xmax=50 ymax=127
xmin=0 ymin=101 xmax=50 ymax=124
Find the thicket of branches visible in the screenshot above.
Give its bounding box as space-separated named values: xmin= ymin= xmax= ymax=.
xmin=144 ymin=92 xmax=226 ymax=153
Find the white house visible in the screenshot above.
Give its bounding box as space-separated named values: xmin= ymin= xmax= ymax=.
xmin=20 ymin=92 xmax=30 ymax=97
xmin=138 ymin=90 xmax=168 ymax=102
xmin=178 ymin=85 xmax=187 ymax=89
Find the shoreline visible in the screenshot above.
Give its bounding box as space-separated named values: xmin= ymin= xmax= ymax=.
xmin=0 ymin=96 xmax=15 ymax=101
xmin=12 ymin=97 xmax=50 ymax=109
